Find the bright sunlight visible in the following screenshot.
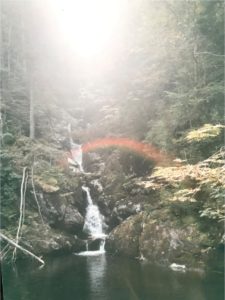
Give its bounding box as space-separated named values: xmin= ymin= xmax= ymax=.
xmin=50 ymin=0 xmax=127 ymax=58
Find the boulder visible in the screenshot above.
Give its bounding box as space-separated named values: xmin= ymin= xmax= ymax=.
xmin=106 ymin=211 xmax=223 ymax=269
xmin=20 ymin=221 xmax=86 ymax=255
xmin=63 ymin=205 xmax=84 ymax=233
xmin=35 ymin=177 xmax=60 ymax=193
xmin=106 ymin=213 xmax=143 ymax=257
xmin=33 ymin=189 xmax=85 ymax=236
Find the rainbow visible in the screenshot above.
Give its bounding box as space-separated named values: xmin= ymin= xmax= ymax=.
xmin=70 ymin=137 xmax=170 ymax=163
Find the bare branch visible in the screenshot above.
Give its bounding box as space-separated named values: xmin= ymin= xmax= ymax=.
xmin=13 ymin=167 xmax=27 ymax=260
xmin=0 ymin=232 xmax=45 ymax=265
xmin=21 ymin=172 xmax=29 ymax=232
xmin=195 ymin=51 xmax=225 ymax=57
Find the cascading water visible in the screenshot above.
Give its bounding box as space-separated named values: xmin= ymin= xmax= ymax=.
xmin=76 ymin=186 xmax=106 ymax=256
xmin=67 ymin=123 xmax=84 ymax=172
xmin=67 ymin=124 xmax=106 ymax=256
xmin=82 ymin=186 xmax=103 ymax=237
xmin=70 ymin=143 xmax=84 ymax=172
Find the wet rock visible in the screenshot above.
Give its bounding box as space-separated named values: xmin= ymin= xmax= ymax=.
xmin=106 ymin=211 xmax=223 ymax=269
xmin=34 ymin=188 xmax=85 ymax=236
xmin=21 ymin=221 xmax=86 ymax=255
xmin=90 ymin=179 xmax=103 ymax=193
xmin=105 ymin=195 xmax=147 ymax=230
xmin=95 ymin=194 xmax=111 ymax=217
xmin=112 ymin=202 xmax=142 ymax=218
xmin=80 ymin=172 xmax=100 ymax=185
xmin=87 ymin=238 xmax=103 ymax=251
xmin=63 ymin=205 xmax=84 ymax=233
xmin=139 ymin=218 xmax=207 ymax=267
xmin=106 ymin=213 xmax=143 ymax=257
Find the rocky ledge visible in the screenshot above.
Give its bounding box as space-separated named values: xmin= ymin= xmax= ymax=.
xmin=106 ymin=150 xmax=225 ymax=270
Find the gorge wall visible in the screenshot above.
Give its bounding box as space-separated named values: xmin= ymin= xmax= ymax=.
xmin=1 ymin=135 xmax=224 ymax=272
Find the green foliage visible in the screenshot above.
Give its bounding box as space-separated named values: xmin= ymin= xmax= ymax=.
xmin=200 ymin=207 xmax=224 ymax=221
xmin=185 ymin=124 xmax=224 ymax=142
xmin=0 ymin=1 xmax=223 ymax=269
xmin=144 ymin=0 xmax=224 ymax=159
xmin=0 ymin=151 xmax=21 ymax=228
xmin=200 ymin=185 xmax=225 ymax=222
xmin=197 ymin=0 xmax=224 ymax=53
xmin=175 ymin=125 xmax=224 ymax=163
xmin=2 ymin=132 xmax=15 ymax=145
xmin=1 ymin=0 xmax=223 ymax=162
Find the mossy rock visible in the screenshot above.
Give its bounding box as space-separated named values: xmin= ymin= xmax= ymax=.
xmin=35 ymin=176 xmax=60 ymax=193
xmin=107 ymin=211 xmax=222 ymax=268
xmin=106 ymin=213 xmax=144 ymax=257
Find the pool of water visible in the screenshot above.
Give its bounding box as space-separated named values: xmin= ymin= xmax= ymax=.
xmin=1 ymin=253 xmax=224 ymax=300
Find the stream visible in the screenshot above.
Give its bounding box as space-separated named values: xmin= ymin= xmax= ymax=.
xmin=2 ymin=254 xmax=224 ymax=300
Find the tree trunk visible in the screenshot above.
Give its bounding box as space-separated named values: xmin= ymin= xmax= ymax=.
xmin=0 ymin=2 xmax=3 ymax=144
xmin=7 ymin=24 xmax=12 ymax=77
xmin=29 ymin=82 xmax=35 ymax=139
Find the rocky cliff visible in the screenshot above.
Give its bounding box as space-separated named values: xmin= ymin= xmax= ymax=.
xmin=1 ymin=137 xmax=224 ymax=271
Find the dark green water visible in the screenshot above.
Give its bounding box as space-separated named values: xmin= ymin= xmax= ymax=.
xmin=2 ymin=254 xmax=224 ymax=300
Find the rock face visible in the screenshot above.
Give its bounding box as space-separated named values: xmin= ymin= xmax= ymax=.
xmin=63 ymin=205 xmax=84 ymax=233
xmin=20 ymin=221 xmax=86 ymax=255
xmin=105 ymin=151 xmax=225 ymax=270
xmin=83 ymin=150 xmax=152 ymax=230
xmin=2 ymin=137 xmax=224 ymax=270
xmin=106 ymin=210 xmax=223 ymax=269
xmin=0 ymin=137 xmax=89 ymax=256
xmin=18 ymin=177 xmax=87 ymax=254
xmin=106 ymin=213 xmax=143 ymax=258
xmin=33 ymin=182 xmax=85 ymax=236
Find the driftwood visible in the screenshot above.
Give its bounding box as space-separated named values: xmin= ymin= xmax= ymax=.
xmin=13 ymin=167 xmax=27 ymax=259
xmin=21 ymin=171 xmax=29 ymax=232
xmin=0 ymin=232 xmax=45 ymax=265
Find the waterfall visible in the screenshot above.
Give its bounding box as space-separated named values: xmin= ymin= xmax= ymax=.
xmin=67 ymin=124 xmax=106 ymax=256
xmin=75 ymin=187 xmax=106 ymax=256
xmin=67 ymin=123 xmax=84 ymax=172
xmin=85 ymin=240 xmax=89 ymax=251
xmin=99 ymin=240 xmax=105 ymax=252
xmin=82 ymin=186 xmax=105 ymax=239
xmin=71 ymin=143 xmax=84 ymax=172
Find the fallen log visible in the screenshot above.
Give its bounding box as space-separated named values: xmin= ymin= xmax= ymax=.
xmin=0 ymin=232 xmax=45 ymax=265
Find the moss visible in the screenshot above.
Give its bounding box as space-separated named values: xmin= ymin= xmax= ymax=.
xmin=35 ymin=176 xmax=60 ymax=193
xmin=107 ymin=149 xmax=224 ymax=268
xmin=185 ymin=124 xmax=224 ymax=142
xmin=182 ymin=215 xmax=196 ymax=225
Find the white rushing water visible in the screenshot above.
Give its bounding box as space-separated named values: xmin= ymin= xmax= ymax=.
xmin=67 ymin=124 xmax=106 ymax=256
xmin=76 ymin=186 xmax=106 ymax=256
xmin=82 ymin=186 xmax=104 ymax=238
xmin=67 ymin=123 xmax=84 ymax=172
xmin=70 ymin=142 xmax=84 ymax=172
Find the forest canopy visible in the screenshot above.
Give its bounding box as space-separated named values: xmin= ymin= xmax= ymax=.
xmin=1 ymin=0 xmax=224 ymax=161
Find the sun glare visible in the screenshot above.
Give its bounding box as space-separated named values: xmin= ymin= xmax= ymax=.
xmin=51 ymin=0 xmax=127 ymax=58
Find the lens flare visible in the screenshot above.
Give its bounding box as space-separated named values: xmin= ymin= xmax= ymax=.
xmin=50 ymin=0 xmax=127 ymax=58
xmin=71 ymin=137 xmax=170 ymax=164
